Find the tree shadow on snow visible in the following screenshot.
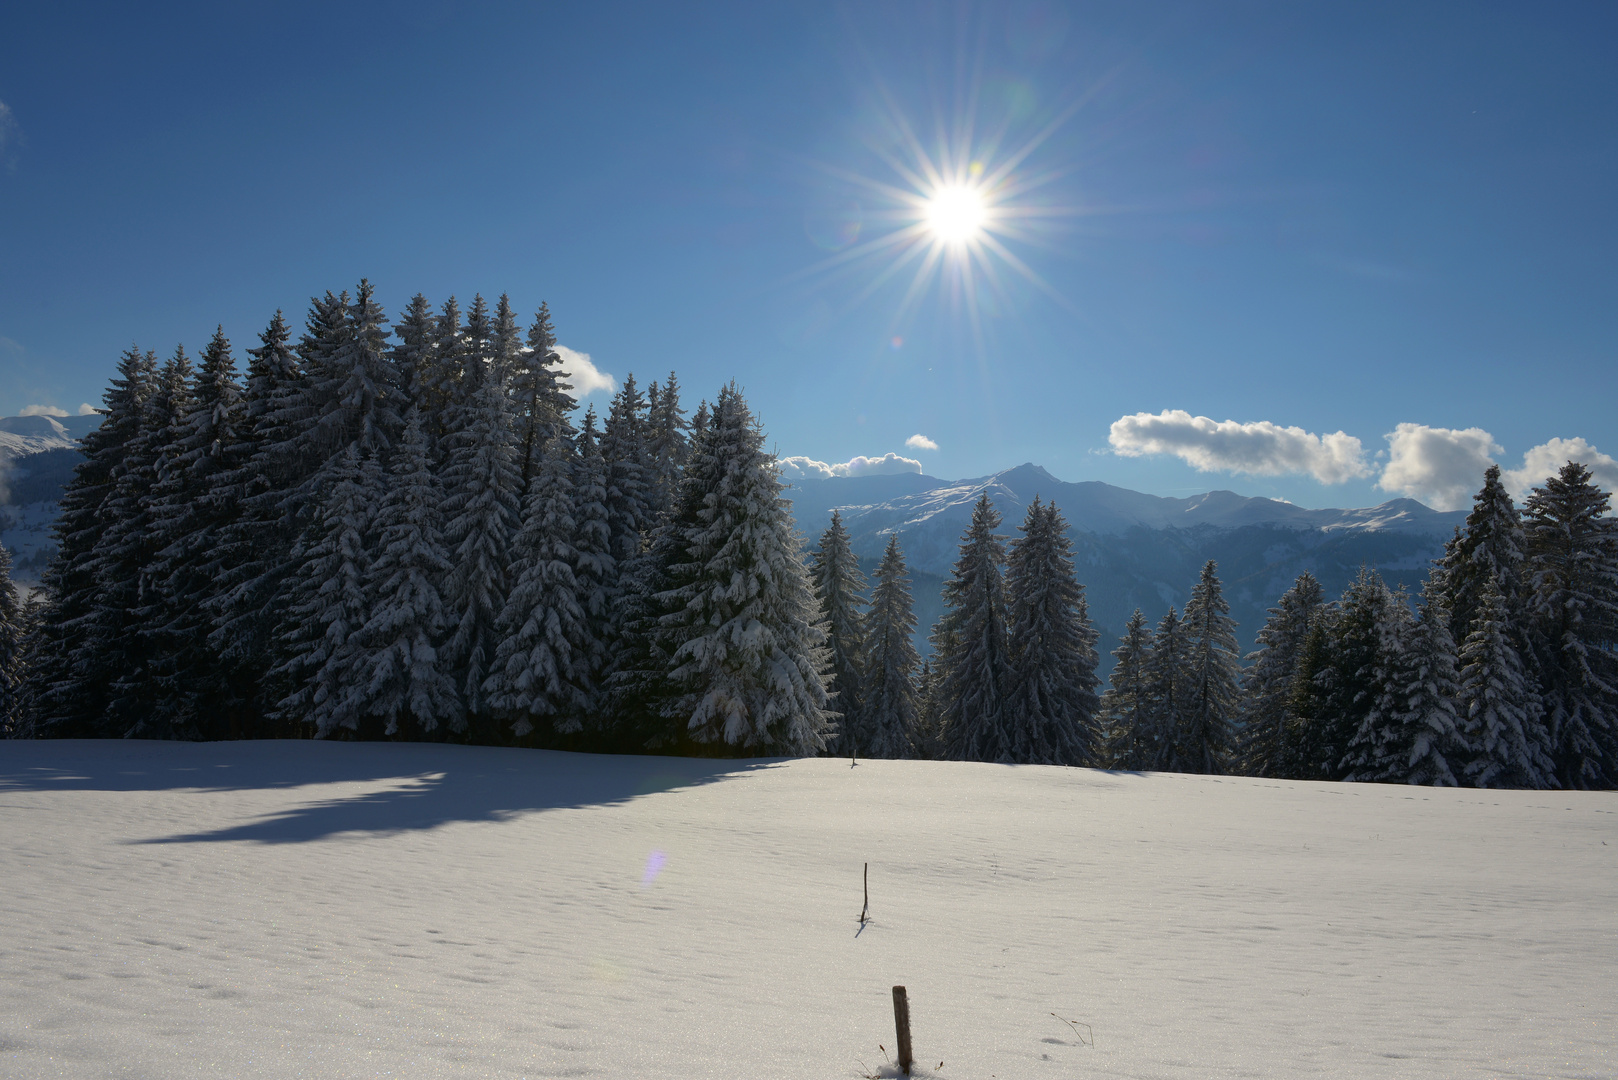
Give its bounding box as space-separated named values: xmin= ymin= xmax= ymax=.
xmin=0 ymin=740 xmax=780 ymax=844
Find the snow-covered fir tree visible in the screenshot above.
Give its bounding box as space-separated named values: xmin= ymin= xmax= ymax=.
xmin=1239 ymin=571 xmax=1325 ymax=777
xmin=571 ymin=406 xmax=617 ymax=704
xmin=811 ymin=511 xmax=868 ymax=756
xmin=1003 ymin=498 xmax=1101 ymax=765
xmin=1100 ymin=609 xmax=1155 ymax=769
xmin=439 ymin=297 xmax=522 ymax=732
xmin=491 ymin=293 xmax=524 ymax=384
xmin=600 ymin=374 xmax=653 ymax=570
xmin=1140 ymin=606 xmax=1188 ymax=771
xmin=390 ymin=293 xmax=436 ymax=407
xmin=511 ymin=301 xmax=575 ymax=490
xmin=206 ymin=311 xmax=307 ymax=727
xmin=635 ymin=384 xmax=833 ymax=755
xmin=1339 ymin=575 xmax=1417 ymax=782
xmin=272 ymin=446 xmax=382 ymax=737
xmin=912 ymin=658 xmax=945 ymax=760
xmin=1282 ymin=611 xmax=1340 ymax=781
xmin=33 ymin=345 xmax=156 ymax=735
xmin=1317 ymin=567 xmax=1401 ymax=781
xmin=0 ymin=545 xmax=30 ymax=737
xmin=350 ymin=414 xmax=460 ymax=737
xmin=1459 ymin=573 xmax=1556 ymax=789
xmin=418 ymin=296 xmax=464 ymax=452
xmin=487 ymin=430 xmax=601 ymax=739
xmin=99 ymin=345 xmax=194 ymax=736
xmin=1376 ymin=571 xmax=1466 ymax=785
xmin=144 ymin=326 xmax=246 ymax=735
xmin=937 ymin=495 xmax=1014 ymax=762
xmin=862 ymin=534 xmax=920 ymax=759
xmin=1521 ymin=461 xmax=1618 ymax=789
xmin=644 ymin=372 xmax=689 ymax=520
xmin=1444 ymin=464 xmax=1528 ymax=647
xmin=1173 ymin=560 xmax=1240 ymax=774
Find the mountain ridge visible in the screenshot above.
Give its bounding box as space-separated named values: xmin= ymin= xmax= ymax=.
xmin=780 ymin=463 xmax=1464 ymax=662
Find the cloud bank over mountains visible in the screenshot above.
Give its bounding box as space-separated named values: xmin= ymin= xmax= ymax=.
xmin=778 ymin=452 xmax=923 ymax=481
xmin=1109 ymin=410 xmax=1371 ymax=485
xmin=1377 ymin=424 xmax=1501 ymax=510
xmin=1108 ymin=410 xmax=1617 ymax=511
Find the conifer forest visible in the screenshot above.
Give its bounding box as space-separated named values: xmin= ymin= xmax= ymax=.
xmin=0 ymin=282 xmax=1614 ymax=791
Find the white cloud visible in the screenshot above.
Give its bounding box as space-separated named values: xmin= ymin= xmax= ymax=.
xmin=1376 ymin=423 xmax=1500 ymax=511
xmin=18 ymin=404 xmax=67 ymax=418
xmin=1107 ymin=410 xmax=1372 ymax=484
xmin=1500 ymin=437 xmax=1618 ymax=499
xmin=78 ymin=403 xmax=98 ymax=415
xmin=778 ymin=452 xmax=923 ymax=481
xmin=553 ymin=345 xmax=616 ymax=400
xmin=905 ymin=433 xmax=939 ymax=452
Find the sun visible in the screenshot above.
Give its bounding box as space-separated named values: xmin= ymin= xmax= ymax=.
xmin=925 ymin=184 xmax=988 ymax=244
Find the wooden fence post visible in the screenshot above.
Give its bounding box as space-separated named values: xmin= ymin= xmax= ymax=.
xmin=891 ymin=985 xmax=913 ymax=1075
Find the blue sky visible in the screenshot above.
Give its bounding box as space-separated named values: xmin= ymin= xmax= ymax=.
xmin=1 ymin=1 xmax=1614 ymax=510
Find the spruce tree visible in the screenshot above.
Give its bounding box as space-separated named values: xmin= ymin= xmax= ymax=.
xmin=912 ymin=657 xmax=945 ymax=760
xmin=1522 ymin=461 xmax=1618 ymax=789
xmin=863 ymin=534 xmax=920 ymax=759
xmin=1239 ymin=571 xmax=1325 ymax=777
xmin=511 ymin=301 xmax=575 ymax=490
xmin=1141 ymin=606 xmax=1188 ymax=771
xmin=33 ymin=345 xmax=156 ymax=735
xmin=935 ymin=495 xmax=1015 ymax=761
xmin=0 ymin=545 xmax=29 ymax=737
xmin=1444 ymin=465 xmax=1528 ymax=646
xmin=272 ymin=446 xmax=382 ymax=738
xmin=1380 ymin=574 xmax=1465 ymax=785
xmin=418 ymin=296 xmax=464 ymax=452
xmin=99 ymin=345 xmax=194 ymax=736
xmin=350 ymin=414 xmax=460 ymax=737
xmin=600 ymin=374 xmax=652 ymax=568
xmin=1003 ymin=498 xmax=1101 ymax=765
xmin=1174 ymin=560 xmax=1241 ymax=774
xmin=571 ymin=406 xmax=617 ymax=701
xmin=1100 ymin=609 xmax=1154 ymax=769
xmin=391 ymin=293 xmax=436 ymax=408
xmin=439 ymin=300 xmax=522 ymax=734
xmin=1460 ymin=574 xmax=1556 ymax=788
xmin=637 ymin=384 xmax=833 ymax=755
xmin=644 ymin=372 xmax=689 ymax=519
xmin=487 ymin=431 xmax=600 ymax=739
xmin=1284 ymin=615 xmax=1339 ymax=780
xmin=146 ymin=326 xmax=245 ymax=735
xmin=812 ymin=511 xmax=868 ymax=756
xmin=1318 ymin=567 xmax=1398 ymax=781
xmin=1340 ymin=577 xmax=1415 ymax=783
xmin=207 ymin=311 xmax=306 ymax=729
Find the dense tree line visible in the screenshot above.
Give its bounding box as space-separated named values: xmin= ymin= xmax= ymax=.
xmin=1229 ymin=463 xmax=1618 ymax=789
xmin=0 ymin=287 xmax=1612 ymax=788
xmin=4 ymin=283 xmax=833 ymax=753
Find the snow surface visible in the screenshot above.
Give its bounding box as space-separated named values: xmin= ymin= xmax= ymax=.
xmin=2 ymin=741 xmax=1615 ymax=1079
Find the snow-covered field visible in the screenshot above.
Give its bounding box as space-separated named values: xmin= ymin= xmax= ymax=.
xmin=2 ymin=742 xmax=1614 ymax=1079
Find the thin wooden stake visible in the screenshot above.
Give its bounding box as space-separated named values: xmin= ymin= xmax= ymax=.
xmin=860 ymin=862 xmax=869 ymax=924
xmin=891 ymin=985 xmax=913 ymax=1075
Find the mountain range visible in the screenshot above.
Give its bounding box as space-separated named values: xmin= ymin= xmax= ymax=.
xmin=782 ymin=463 xmax=1466 ymax=665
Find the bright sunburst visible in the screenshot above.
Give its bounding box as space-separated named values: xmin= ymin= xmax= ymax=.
xmin=794 ymin=81 xmax=1097 ymax=343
